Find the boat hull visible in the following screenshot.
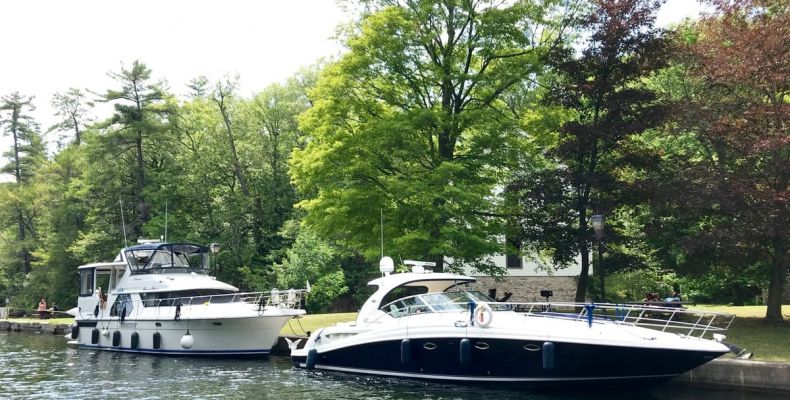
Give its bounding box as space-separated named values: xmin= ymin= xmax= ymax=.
xmin=73 ymin=316 xmax=290 ymax=356
xmin=292 ymin=337 xmax=727 ymax=384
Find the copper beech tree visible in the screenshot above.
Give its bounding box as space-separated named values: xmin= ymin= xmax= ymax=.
xmin=686 ymin=0 xmax=788 ymax=322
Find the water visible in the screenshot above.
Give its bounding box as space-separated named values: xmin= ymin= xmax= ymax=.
xmin=0 ymin=331 xmax=783 ymax=400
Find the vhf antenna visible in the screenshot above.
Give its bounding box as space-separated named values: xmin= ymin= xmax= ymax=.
xmin=119 ymin=197 xmax=128 ymax=247
xmin=380 ymin=208 xmax=384 ymax=257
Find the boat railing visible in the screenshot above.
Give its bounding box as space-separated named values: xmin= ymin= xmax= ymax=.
xmin=381 ymin=299 xmax=734 ymax=339
xmin=503 ymin=302 xmax=735 ymax=339
xmin=141 ymin=289 xmax=308 ymax=310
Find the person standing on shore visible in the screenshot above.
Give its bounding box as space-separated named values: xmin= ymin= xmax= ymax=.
xmin=37 ymin=298 xmax=47 ymax=319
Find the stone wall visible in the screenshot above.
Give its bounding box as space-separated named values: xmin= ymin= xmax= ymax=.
xmin=473 ymin=276 xmax=579 ymax=302
xmin=0 ymin=320 xmax=69 ymax=334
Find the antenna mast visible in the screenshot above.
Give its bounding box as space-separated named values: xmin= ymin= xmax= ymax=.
xmin=119 ymin=198 xmax=128 ymax=247
xmin=164 ymin=201 xmax=168 ymax=242
xmin=380 ymin=208 xmax=384 ymax=257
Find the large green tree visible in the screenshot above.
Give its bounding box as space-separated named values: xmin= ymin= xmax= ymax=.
xmin=0 ymin=92 xmax=46 ymax=277
xmin=292 ymin=0 xmax=573 ymax=272
xmin=95 ymin=61 xmax=171 ymax=237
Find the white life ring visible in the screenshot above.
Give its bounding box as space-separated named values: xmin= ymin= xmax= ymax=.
xmin=475 ymin=303 xmax=493 ymax=328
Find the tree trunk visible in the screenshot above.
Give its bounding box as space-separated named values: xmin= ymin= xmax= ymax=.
xmin=218 ymin=101 xmax=249 ymax=196
xmin=135 ymin=132 xmax=149 ymax=232
xmin=17 ymin=209 xmax=30 ymax=274
xmin=9 ymin=106 xmax=31 ymax=273
xmin=765 ymin=234 xmax=786 ymax=323
xmin=72 ymin=114 xmax=81 ymax=145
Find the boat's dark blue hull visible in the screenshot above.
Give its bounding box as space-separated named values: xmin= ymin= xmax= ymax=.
xmin=292 ymin=337 xmax=726 ymax=385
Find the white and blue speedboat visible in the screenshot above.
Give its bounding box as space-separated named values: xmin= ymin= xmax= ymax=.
xmin=70 ymin=241 xmax=305 ymax=356
xmin=291 ymin=258 xmax=736 ymax=385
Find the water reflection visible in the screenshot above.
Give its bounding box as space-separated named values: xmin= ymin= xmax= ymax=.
xmin=0 ymin=332 xmax=783 ymax=400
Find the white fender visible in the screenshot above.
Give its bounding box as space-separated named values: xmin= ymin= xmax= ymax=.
xmin=180 ymin=333 xmax=194 ymax=349
xmin=475 ymin=303 xmax=493 ymax=328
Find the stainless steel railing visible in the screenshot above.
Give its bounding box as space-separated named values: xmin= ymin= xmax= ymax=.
xmin=381 ymin=297 xmax=734 ymax=339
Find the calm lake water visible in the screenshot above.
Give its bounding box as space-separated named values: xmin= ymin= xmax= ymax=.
xmin=0 ymin=331 xmax=784 ymax=400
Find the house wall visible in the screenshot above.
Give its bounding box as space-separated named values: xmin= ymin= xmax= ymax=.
xmin=473 ymin=276 xmax=579 ymax=302
xmin=462 ymin=254 xmax=588 ymax=302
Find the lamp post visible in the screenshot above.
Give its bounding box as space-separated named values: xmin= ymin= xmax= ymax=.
xmin=590 ymin=214 xmax=605 ymax=303
xmin=209 ymin=243 xmax=222 ymax=275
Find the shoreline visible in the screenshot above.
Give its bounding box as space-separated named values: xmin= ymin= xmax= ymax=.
xmin=2 ymin=319 xmax=788 ymax=393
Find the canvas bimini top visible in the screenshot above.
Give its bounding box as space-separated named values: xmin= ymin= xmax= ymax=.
xmin=123 ymin=242 xmax=209 ymax=275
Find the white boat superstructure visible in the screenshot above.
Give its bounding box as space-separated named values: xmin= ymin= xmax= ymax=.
xmin=70 ymin=242 xmax=306 ymax=356
xmin=291 ymin=258 xmax=737 ymax=386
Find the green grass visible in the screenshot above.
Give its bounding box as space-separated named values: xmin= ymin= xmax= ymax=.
xmin=280 ymin=312 xmax=357 ymax=336
xmin=692 ymin=305 xmax=790 ymax=362
xmin=2 ymin=317 xmax=75 ymax=325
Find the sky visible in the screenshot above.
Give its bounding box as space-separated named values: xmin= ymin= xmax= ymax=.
xmin=0 ymin=0 xmax=704 ymax=176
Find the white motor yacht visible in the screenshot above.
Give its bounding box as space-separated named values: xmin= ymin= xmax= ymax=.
xmin=291 ymin=258 xmax=737 ymax=385
xmin=70 ymin=241 xmax=305 ymax=356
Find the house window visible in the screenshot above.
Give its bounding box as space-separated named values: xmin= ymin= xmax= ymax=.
xmin=506 ymin=253 xmax=523 ymax=269
xmin=505 ymin=236 xmax=523 ymax=269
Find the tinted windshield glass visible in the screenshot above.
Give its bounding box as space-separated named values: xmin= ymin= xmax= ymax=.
xmin=125 ymin=244 xmax=208 ymax=275
xmin=382 ymin=290 xmax=492 ymax=317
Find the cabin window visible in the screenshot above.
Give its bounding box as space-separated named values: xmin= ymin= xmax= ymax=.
xmin=110 ymin=294 xmax=133 ymax=318
xmin=79 ymin=269 xmax=94 ymax=296
xmin=140 ymin=289 xmax=237 ymax=307
xmin=95 ymin=271 xmax=111 ymax=297
xmin=380 ymin=286 xmax=428 ymax=308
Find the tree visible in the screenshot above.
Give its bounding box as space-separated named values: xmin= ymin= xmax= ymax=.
xmin=96 ymin=61 xmax=170 ymax=236
xmin=518 ymin=0 xmax=669 ymax=301
xmin=50 ymin=88 xmax=93 ymax=146
xmin=665 ymin=0 xmax=788 ymax=322
xmin=253 ymin=77 xmax=312 ymax=249
xmin=274 ymin=226 xmax=348 ymax=312
xmin=291 ymin=0 xmax=573 ymax=272
xmin=0 ymin=92 xmax=45 ymax=275
xmin=186 ymin=75 xmax=210 ymax=99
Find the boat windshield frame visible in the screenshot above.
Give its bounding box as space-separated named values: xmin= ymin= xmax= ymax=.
xmin=381 ymin=290 xmax=496 ymax=317
xmin=124 ymin=243 xmax=209 ymax=275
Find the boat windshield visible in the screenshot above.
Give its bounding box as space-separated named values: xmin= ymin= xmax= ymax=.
xmin=125 ymin=243 xmax=209 ymax=275
xmin=381 ymin=290 xmax=497 ymax=318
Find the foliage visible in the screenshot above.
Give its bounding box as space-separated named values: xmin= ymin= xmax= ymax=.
xmin=605 ymin=267 xmax=678 ymax=302
xmin=0 ymin=92 xmax=46 ymax=301
xmin=49 ymin=88 xmax=93 ymax=147
xmin=274 ymin=227 xmax=348 ymax=312
xmin=517 ymin=0 xmax=669 ymax=301
xmin=649 ymin=0 xmax=788 ymax=321
xmin=292 ymin=0 xmax=574 ymax=273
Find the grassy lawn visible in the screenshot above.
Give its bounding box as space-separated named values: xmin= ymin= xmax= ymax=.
xmin=279 ymin=312 xmax=357 ymax=336
xmin=2 ymin=317 xmax=75 ymax=325
xmin=693 ymin=305 xmax=790 ymax=362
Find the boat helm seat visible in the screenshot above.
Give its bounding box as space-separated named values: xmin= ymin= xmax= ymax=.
xmin=389 ymin=304 xmax=401 ymax=317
